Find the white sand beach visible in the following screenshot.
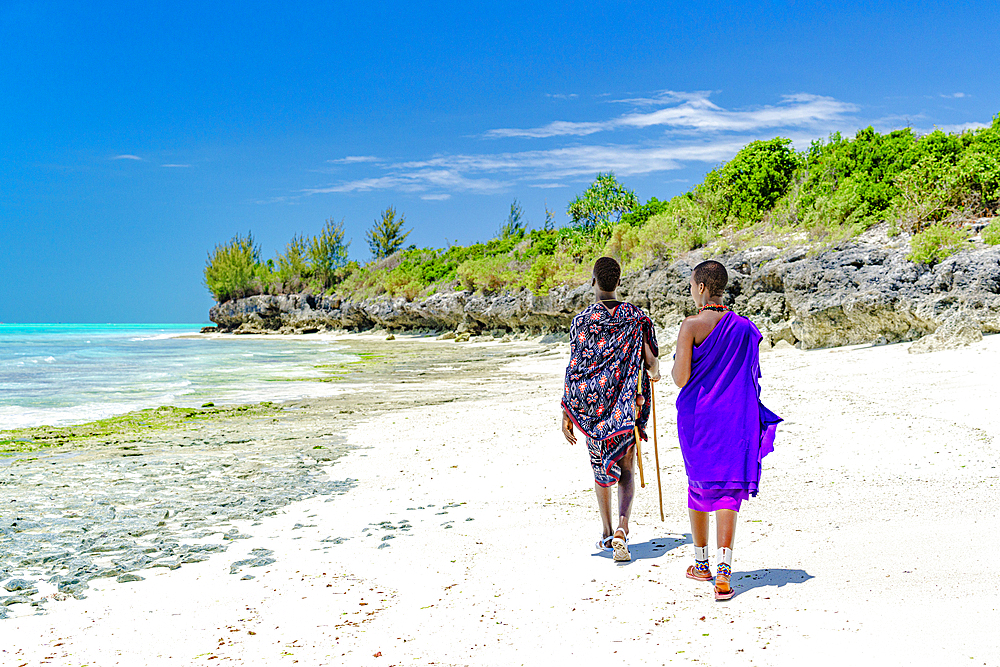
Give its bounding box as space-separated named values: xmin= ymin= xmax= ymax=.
xmin=3 ymin=333 xmax=999 ymax=666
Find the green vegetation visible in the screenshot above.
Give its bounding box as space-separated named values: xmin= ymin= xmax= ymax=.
xmin=366 ymin=206 xmax=411 ymax=259
xmin=205 ymin=114 xmax=1000 ymax=302
xmin=567 ymin=171 xmax=639 ymax=230
xmin=908 ymin=223 xmax=970 ymax=264
xmin=983 ymin=219 xmax=1000 ymax=245
xmin=499 ymin=199 xmax=527 ymax=239
xmin=0 ymin=403 xmax=282 ymax=453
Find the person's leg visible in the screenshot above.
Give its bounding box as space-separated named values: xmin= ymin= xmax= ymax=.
xmin=594 ymin=483 xmax=614 ymax=541
xmin=714 ymin=509 xmax=737 ymax=600
xmin=686 ymin=507 xmax=712 ymax=580
xmin=588 ymin=435 xmax=615 ymax=546
xmin=716 ymin=509 xmax=737 ymax=550
xmin=689 ymin=508 xmax=710 ymax=546
xmin=614 ymin=444 xmax=636 ymax=536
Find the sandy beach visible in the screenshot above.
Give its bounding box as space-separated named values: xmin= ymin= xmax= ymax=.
xmin=2 ymin=331 xmax=998 ymax=666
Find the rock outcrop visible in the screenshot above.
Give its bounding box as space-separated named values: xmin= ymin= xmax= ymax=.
xmin=208 ymin=225 xmax=1000 ymax=350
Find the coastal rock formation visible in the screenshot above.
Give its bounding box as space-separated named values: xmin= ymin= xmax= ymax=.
xmin=907 ymin=313 xmax=984 ymax=354
xmin=209 ymin=225 xmax=1000 ymax=349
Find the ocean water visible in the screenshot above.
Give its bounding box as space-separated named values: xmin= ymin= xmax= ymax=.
xmin=0 ymin=324 xmax=357 ymax=429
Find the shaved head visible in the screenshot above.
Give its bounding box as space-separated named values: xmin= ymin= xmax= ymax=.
xmin=692 ymin=260 xmax=728 ymax=297
xmin=593 ymin=256 xmax=621 ymax=292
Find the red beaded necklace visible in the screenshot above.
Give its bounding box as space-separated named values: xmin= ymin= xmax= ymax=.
xmin=699 ymin=303 xmax=729 ymax=314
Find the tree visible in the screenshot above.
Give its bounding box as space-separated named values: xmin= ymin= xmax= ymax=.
xmin=567 ymin=172 xmax=639 ymax=229
xmin=543 ymin=201 xmax=557 ymax=231
xmin=204 ymin=232 xmax=263 ymax=303
xmin=308 ymin=217 xmax=351 ymax=287
xmin=366 ymin=206 xmax=410 ymax=259
xmin=499 ymin=199 xmax=527 ymax=238
xmin=276 ymin=234 xmax=311 ymax=291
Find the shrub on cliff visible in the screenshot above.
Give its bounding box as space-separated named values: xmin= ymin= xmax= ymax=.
xmin=893 ymin=123 xmax=1000 ymax=232
xmin=982 ymin=219 xmax=1000 ymax=245
xmin=204 ymin=233 xmax=266 ymax=303
xmin=697 ymin=138 xmax=801 ymax=228
xmin=907 ymin=222 xmax=969 ymax=265
xmin=793 ymin=127 xmax=916 ymax=235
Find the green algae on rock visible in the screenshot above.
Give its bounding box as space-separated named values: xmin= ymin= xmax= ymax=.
xmin=0 ymin=402 xmax=283 ymax=453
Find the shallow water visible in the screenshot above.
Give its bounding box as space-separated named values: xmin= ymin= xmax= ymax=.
xmin=0 ymin=324 xmax=356 ymax=428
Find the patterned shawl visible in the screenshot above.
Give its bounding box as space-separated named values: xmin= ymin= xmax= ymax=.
xmin=561 ymin=302 xmax=658 ymax=442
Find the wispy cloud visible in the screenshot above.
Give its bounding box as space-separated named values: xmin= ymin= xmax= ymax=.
xmin=940 ymin=92 xmax=968 ymax=99
xmin=485 ymin=92 xmax=858 ymax=138
xmin=327 ymin=155 xmax=382 ymax=164
xmin=161 ymin=163 xmax=191 ymax=168
xmin=546 ymin=93 xmax=579 ymax=100
xmin=301 ymin=91 xmax=870 ymax=198
xmin=302 ymin=169 xmax=511 ymax=196
xmin=112 ymin=154 xmax=142 ymax=160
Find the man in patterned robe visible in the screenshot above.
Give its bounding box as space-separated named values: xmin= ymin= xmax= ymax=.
xmin=561 ymin=257 xmax=660 ymax=562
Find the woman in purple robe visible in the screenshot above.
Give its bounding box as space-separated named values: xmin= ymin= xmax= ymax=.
xmin=671 ymin=260 xmax=781 ymax=600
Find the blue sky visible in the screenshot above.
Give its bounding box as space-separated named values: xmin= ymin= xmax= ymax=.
xmin=2 ymin=0 xmax=998 ymax=323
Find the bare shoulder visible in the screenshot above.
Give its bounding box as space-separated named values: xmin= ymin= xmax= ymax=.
xmin=686 ymin=311 xmax=726 ymax=345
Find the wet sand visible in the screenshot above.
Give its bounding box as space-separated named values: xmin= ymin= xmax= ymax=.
xmin=2 ymin=332 xmax=999 ymax=665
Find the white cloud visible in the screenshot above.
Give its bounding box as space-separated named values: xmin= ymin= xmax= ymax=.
xmin=940 ymin=92 xmax=968 ymax=99
xmin=303 ymin=169 xmax=511 ymax=196
xmin=327 ymin=155 xmax=382 ymax=164
xmin=546 ymin=93 xmax=579 ymax=100
xmin=486 ymin=92 xmax=858 ymax=139
xmin=161 ymin=163 xmax=190 ymax=168
xmin=112 ymin=154 xmax=142 ymax=160
xmin=302 ymin=91 xmax=872 ymax=198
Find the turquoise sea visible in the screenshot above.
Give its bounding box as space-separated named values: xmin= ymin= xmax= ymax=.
xmin=0 ymin=324 xmax=356 ymax=429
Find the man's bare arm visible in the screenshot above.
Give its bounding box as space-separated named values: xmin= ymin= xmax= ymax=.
xmin=643 ymin=339 xmax=661 ymax=382
xmin=671 ymin=320 xmax=695 ymax=388
xmin=561 ymin=410 xmax=577 ymax=445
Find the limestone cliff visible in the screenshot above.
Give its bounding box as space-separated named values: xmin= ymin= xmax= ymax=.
xmin=208 ymin=226 xmax=1000 ymax=350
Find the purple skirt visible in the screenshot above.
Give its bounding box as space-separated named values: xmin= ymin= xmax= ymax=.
xmin=687 ymin=486 xmax=748 ymax=512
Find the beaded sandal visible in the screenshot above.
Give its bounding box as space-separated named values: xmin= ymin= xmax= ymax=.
xmin=714 ymin=561 xmax=735 ymax=601
xmin=686 ymin=561 xmax=712 ymax=581
xmin=686 ymin=545 xmax=712 ymax=581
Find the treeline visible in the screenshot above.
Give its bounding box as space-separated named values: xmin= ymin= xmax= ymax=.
xmin=205 ymin=114 xmax=1000 ymax=304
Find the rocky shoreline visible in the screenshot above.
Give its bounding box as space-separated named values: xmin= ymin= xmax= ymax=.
xmin=208 ymin=225 xmax=1000 ymax=350
xmin=0 ymin=337 xmax=557 ymax=619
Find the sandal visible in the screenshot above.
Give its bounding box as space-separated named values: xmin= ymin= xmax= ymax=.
xmin=714 ymin=562 xmax=734 ymax=600
xmin=595 ymin=535 xmax=614 ymax=552
xmin=611 ymin=527 xmax=630 ymax=562
xmin=686 ymin=562 xmax=712 ymax=581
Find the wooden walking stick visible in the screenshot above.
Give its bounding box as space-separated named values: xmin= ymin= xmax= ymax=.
xmin=632 ymin=366 xmax=646 ymax=489
xmin=651 ymin=381 xmax=664 ymax=521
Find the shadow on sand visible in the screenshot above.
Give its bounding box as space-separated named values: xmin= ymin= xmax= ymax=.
xmin=592 ymin=533 xmax=691 ymax=563
xmin=730 ymin=568 xmax=815 ymax=597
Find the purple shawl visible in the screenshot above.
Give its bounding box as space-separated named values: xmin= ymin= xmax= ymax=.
xmin=676 ymin=311 xmax=781 ymax=495
xmin=562 ymin=302 xmax=658 ymax=442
